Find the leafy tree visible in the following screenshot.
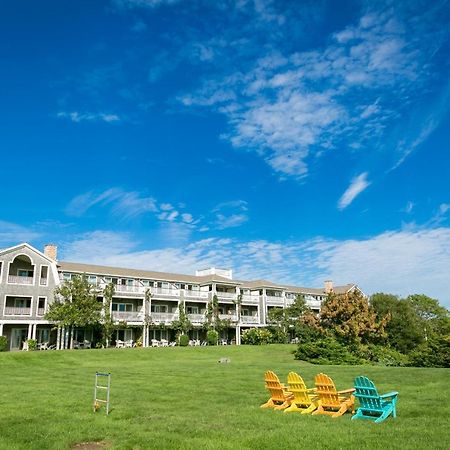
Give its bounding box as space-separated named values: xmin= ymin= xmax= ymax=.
xmin=204 ymin=294 xmax=230 ymax=332
xmin=319 ymin=290 xmax=387 ymax=345
xmin=171 ymin=300 xmax=192 ymax=337
xmin=101 ymin=282 xmax=116 ymax=347
xmin=46 ymin=275 xmax=102 ymax=349
xmin=371 ymin=293 xmax=424 ymax=353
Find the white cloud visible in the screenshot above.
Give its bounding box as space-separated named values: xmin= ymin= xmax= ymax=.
xmin=61 ymin=225 xmax=450 ymax=307
xmin=338 ymin=172 xmax=370 ymax=210
xmin=213 ymin=200 xmax=249 ymax=229
xmin=0 ymin=221 xmax=41 ymax=247
xmin=57 ymin=111 xmax=121 ymax=123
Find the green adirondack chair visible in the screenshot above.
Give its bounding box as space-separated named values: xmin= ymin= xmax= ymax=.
xmin=352 ymin=376 xmax=398 ymax=423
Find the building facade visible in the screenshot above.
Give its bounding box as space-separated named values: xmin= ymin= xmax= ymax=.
xmin=0 ymin=243 xmax=361 ymax=350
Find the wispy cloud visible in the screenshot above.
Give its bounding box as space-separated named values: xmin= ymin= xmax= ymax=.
xmin=338 ymin=172 xmax=371 ymax=210
xmin=0 ymin=221 xmax=41 ymax=247
xmin=61 ymin=224 xmax=450 ymax=307
xmin=213 ymin=200 xmax=249 ymax=229
xmin=57 ymin=111 xmax=121 ymax=123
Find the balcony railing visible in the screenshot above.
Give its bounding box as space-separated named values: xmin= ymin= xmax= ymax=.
xmin=216 ymin=292 xmax=237 ymax=300
xmin=114 ymin=285 xmax=145 ymax=294
xmin=37 ymin=307 xmax=46 ymax=316
xmin=265 ymin=295 xmax=284 ymax=303
xmin=39 ymin=278 xmax=48 ymax=286
xmin=112 ymin=311 xmax=143 ymax=321
xmin=153 ymin=288 xmax=180 ymax=297
xmin=4 ymin=306 xmax=32 ymax=316
xmin=219 ymin=314 xmax=238 ymax=321
xmin=240 ymin=315 xmax=260 ymax=324
xmin=241 ymin=295 xmax=259 ymax=303
xmin=8 ymin=275 xmax=34 ymax=285
xmin=184 ymin=290 xmax=209 ymax=299
xmin=187 ymin=313 xmax=205 ymax=324
xmin=307 ymin=300 xmax=321 ymax=310
xmin=151 ymin=312 xmax=178 ymax=323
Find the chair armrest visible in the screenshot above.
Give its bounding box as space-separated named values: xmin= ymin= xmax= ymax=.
xmin=337 ymin=388 xmax=355 ymax=394
xmin=380 ymin=391 xmax=398 ymax=399
xmin=306 ymin=387 xmax=317 ymax=391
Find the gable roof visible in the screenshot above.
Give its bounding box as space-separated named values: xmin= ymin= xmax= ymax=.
xmin=0 ymin=242 xmax=56 ymax=264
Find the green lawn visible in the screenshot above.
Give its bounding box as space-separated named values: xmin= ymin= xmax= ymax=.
xmin=0 ymin=345 xmax=448 ymax=449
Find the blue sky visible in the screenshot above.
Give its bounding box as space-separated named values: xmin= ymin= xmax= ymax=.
xmin=1 ymin=0 xmax=450 ymax=306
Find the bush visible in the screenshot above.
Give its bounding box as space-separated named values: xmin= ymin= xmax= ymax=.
xmin=178 ymin=334 xmax=189 ymax=347
xmin=0 ymin=336 xmax=7 ymax=352
xmin=241 ymin=328 xmax=272 ymax=345
xmin=206 ymin=329 xmax=219 ymax=346
xmin=294 ymin=337 xmax=363 ymax=365
xmin=407 ymin=336 xmax=450 ymax=368
xmin=27 ymin=339 xmax=37 ymax=351
xmin=269 ymin=328 xmax=288 ymax=344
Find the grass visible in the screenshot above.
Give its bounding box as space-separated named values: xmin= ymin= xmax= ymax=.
xmin=0 ymin=344 xmax=448 ymax=449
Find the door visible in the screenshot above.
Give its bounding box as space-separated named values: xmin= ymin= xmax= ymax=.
xmin=11 ymin=328 xmax=28 ymax=350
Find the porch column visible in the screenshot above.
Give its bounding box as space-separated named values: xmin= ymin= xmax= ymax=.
xmin=27 ymin=323 xmax=33 ymax=340
xmin=142 ymin=325 xmax=146 ymax=348
xmin=32 ymin=323 xmax=37 ymax=340
xmin=0 ymin=323 xmax=3 ymax=336
xmin=56 ymin=327 xmax=61 ymax=350
xmin=236 ymin=326 xmax=241 ymax=345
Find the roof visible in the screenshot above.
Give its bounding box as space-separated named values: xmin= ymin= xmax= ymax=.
xmin=58 ymin=261 xmax=241 ymax=285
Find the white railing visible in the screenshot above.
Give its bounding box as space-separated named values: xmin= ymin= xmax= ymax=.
xmin=219 ymin=314 xmax=238 ymax=321
xmin=216 ymin=292 xmax=237 ymax=300
xmin=115 ymin=285 xmax=145 ymax=294
xmin=152 ymin=288 xmax=180 ymax=297
xmin=4 ymin=306 xmax=32 ymax=315
xmin=37 ymin=307 xmax=46 ymax=316
xmin=39 ymin=278 xmax=48 ymax=286
xmin=307 ymin=300 xmax=322 ymax=310
xmin=265 ymin=295 xmax=284 ymax=303
xmin=184 ymin=290 xmax=209 ymax=299
xmin=187 ymin=314 xmax=205 ymax=323
xmin=151 ymin=312 xmax=178 ymax=322
xmin=112 ymin=311 xmax=143 ymax=321
xmin=241 ymin=295 xmax=259 ymax=303
xmin=240 ymin=315 xmax=260 ymax=324
xmin=8 ymin=275 xmax=34 ymax=285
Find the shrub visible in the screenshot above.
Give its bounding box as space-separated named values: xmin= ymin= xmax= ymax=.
xmin=407 ymin=336 xmax=450 ymax=368
xmin=294 ymin=337 xmax=363 ymax=365
xmin=135 ymin=337 xmax=143 ymax=348
xmin=269 ymin=328 xmax=288 ymax=344
xmin=27 ymin=339 xmax=37 ymax=351
xmin=0 ymin=336 xmax=7 ymax=352
xmin=241 ymin=328 xmax=272 ymax=345
xmin=206 ymin=330 xmax=219 ymax=346
xmin=178 ymin=334 xmax=189 ymax=347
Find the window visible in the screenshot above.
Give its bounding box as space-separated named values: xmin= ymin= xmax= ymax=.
xmin=151 ymin=304 xmax=168 ymax=313
xmin=141 ymin=280 xmax=151 ymax=287
xmin=40 ymin=266 xmax=48 ymax=285
xmin=186 ymin=306 xmax=198 ymax=314
xmin=241 ymin=309 xmax=250 ymax=316
xmin=18 ymin=269 xmax=33 ymax=277
xmin=126 ymin=279 xmax=134 ymax=286
xmin=63 ymin=273 xmax=72 ymax=281
xmin=87 ymin=275 xmax=97 ymax=285
xmin=112 ymin=303 xmax=133 ymax=312
xmin=37 ymin=297 xmax=46 ymax=315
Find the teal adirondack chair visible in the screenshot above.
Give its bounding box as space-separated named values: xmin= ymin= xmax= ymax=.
xmin=352 ymin=376 xmax=398 ymax=423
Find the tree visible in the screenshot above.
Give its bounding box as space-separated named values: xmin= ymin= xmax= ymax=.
xmin=46 ymin=275 xmax=102 ymax=349
xmin=319 ymin=290 xmax=387 ymax=346
xmin=371 ymin=293 xmax=424 ymax=353
xmin=171 ymin=300 xmax=192 ymax=338
xmin=204 ymin=294 xmax=230 ymax=333
xmin=101 ymin=282 xmax=116 ymax=347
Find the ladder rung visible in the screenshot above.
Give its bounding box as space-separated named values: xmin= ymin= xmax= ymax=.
xmin=96 ymin=386 xmax=108 ymax=389
xmin=95 ymin=399 xmax=108 ymax=403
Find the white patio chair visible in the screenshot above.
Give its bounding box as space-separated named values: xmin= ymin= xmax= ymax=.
xmin=125 ymin=340 xmax=135 ymax=348
xmin=160 ymin=339 xmax=169 ymax=347
xmin=22 ymin=341 xmax=29 ymax=351
xmin=83 ymin=340 xmax=91 ymax=349
xmin=37 ymin=342 xmax=49 ymax=351
xmin=151 ymin=339 xmax=160 ymax=347
xmin=115 ymin=340 xmax=125 ymax=348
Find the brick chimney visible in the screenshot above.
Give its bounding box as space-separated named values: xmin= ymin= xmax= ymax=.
xmin=324 ymin=280 xmax=333 ymax=294
xmin=44 ymin=244 xmax=58 ymax=261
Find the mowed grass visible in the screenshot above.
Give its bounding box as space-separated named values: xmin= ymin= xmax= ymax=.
xmin=0 ymin=345 xmax=448 ymax=450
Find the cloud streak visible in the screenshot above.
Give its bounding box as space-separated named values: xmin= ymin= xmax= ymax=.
xmin=338 ymin=172 xmax=371 ymax=210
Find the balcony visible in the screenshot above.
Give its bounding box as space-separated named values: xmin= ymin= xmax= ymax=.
xmin=8 ymin=275 xmax=34 ymax=285
xmin=216 ymin=292 xmax=237 ymax=301
xmin=184 ymin=290 xmax=209 ymax=299
xmin=114 ymin=285 xmax=145 ymax=295
xmin=219 ymin=314 xmax=238 ymax=321
xmin=241 ymin=294 xmax=259 ymax=303
xmin=4 ymin=306 xmax=32 ymax=316
xmin=307 ymin=300 xmax=321 ymax=310
xmin=187 ymin=313 xmax=205 ymax=324
xmin=151 ymin=312 xmax=178 ymax=323
xmin=112 ymin=311 xmax=143 ymax=322
xmin=152 ymin=288 xmax=180 ymax=297
xmin=265 ymin=295 xmax=284 ymax=304
xmin=240 ymin=315 xmax=260 ymax=324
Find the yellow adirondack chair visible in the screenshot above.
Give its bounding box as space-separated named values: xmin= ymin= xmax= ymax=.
xmin=312 ymin=373 xmax=355 ymax=418
xmin=284 ymin=371 xmax=318 ymax=414
xmin=260 ymin=371 xmax=293 ymax=410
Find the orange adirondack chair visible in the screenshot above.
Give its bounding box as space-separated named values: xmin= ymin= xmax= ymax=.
xmin=284 ymin=371 xmax=318 ymax=414
xmin=261 ymin=371 xmax=293 ymax=410
xmin=312 ymin=373 xmax=355 ymax=418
